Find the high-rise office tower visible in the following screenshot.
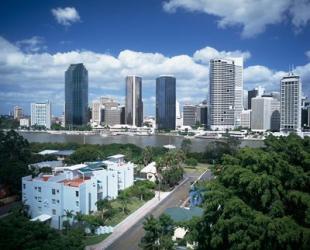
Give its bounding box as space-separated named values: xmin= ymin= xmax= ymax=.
xmin=248 ymin=86 xmax=265 ymax=109
xmin=31 ymin=101 xmax=51 ymax=129
xmin=209 ymin=58 xmax=243 ymax=130
xmin=14 ymin=106 xmax=23 ymax=120
xmin=240 ymin=110 xmax=251 ymax=129
xmin=92 ymin=100 xmax=101 ymax=125
xmin=280 ymin=74 xmax=302 ymax=132
xmin=156 ymin=76 xmax=176 ymax=130
xmin=196 ymin=101 xmax=208 ymax=128
xmin=125 ymin=76 xmax=143 ymax=127
xmin=243 ymin=90 xmax=248 ymax=110
xmin=65 ymin=63 xmax=88 ymax=126
xmin=251 ymin=97 xmax=280 ymax=131
xmin=183 ymin=104 xmax=197 ymax=127
xmin=101 ymin=98 xmax=121 ymax=126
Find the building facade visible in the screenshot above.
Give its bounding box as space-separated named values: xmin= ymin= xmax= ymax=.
xmin=183 ymin=104 xmax=197 ymax=127
xmin=65 ymin=63 xmax=88 ymax=126
xmin=125 ymin=76 xmax=143 ymax=127
xmin=31 ymin=102 xmax=51 ymax=129
xmin=251 ymin=97 xmax=280 ymax=131
xmin=20 ymin=118 xmax=30 ymax=128
xmin=91 ymin=100 xmax=101 ymax=125
xmin=209 ymin=58 xmax=243 ymax=130
xmin=22 ymin=154 xmax=134 ymax=229
xmin=280 ymin=74 xmax=302 ymax=132
xmin=196 ymin=101 xmax=208 ymax=128
xmin=248 ymin=86 xmax=265 ymax=109
xmin=14 ymin=106 xmax=23 ymax=120
xmin=240 ymin=110 xmax=251 ymax=129
xmin=156 ymin=76 xmax=176 ymax=130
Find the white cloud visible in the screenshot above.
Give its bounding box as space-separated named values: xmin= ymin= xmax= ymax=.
xmin=163 ymin=0 xmax=310 ymax=37
xmin=306 ymin=50 xmax=310 ymax=59
xmin=0 ymin=36 xmax=309 ymax=115
xmin=16 ymin=36 xmax=47 ymax=53
xmin=193 ymin=46 xmax=251 ymax=64
xmin=51 ymin=7 xmax=80 ymax=26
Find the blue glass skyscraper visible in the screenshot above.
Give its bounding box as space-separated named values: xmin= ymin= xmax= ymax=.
xmin=65 ymin=63 xmax=88 ymax=126
xmin=156 ymin=76 xmax=176 ymax=130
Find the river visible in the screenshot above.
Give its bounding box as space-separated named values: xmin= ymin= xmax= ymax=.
xmin=18 ymin=132 xmax=265 ymax=152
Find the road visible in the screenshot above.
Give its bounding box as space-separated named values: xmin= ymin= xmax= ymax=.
xmin=106 ymin=171 xmax=207 ymax=250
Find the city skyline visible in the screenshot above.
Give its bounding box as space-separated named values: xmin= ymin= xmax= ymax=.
xmin=0 ymin=0 xmax=309 ymax=116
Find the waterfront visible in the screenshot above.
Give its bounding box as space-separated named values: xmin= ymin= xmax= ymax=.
xmin=18 ymin=131 xmax=265 ymax=152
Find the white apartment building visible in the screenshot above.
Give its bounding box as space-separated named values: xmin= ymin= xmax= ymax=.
xmin=209 ymin=58 xmax=243 ymax=130
xmin=22 ymin=154 xmax=134 ymax=229
xmin=240 ymin=110 xmax=251 ymax=129
xmin=20 ymin=118 xmax=30 ymax=128
xmin=251 ymin=97 xmax=280 ymax=131
xmin=280 ymin=74 xmax=302 ymax=132
xmin=31 ymin=101 xmax=51 ymax=129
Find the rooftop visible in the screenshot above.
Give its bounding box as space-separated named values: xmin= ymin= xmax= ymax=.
xmin=61 ymin=177 xmax=88 ymax=187
xmin=164 ymin=207 xmax=204 ymax=223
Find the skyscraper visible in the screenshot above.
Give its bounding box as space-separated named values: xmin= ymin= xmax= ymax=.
xmin=125 ymin=76 xmax=143 ymax=127
xmin=156 ymin=76 xmax=176 ymax=130
xmin=280 ymin=74 xmax=302 ymax=132
xmin=248 ymin=86 xmax=265 ymax=109
xmin=209 ymin=58 xmax=243 ymax=130
xmin=183 ymin=104 xmax=197 ymax=127
xmin=65 ymin=63 xmax=88 ymax=126
xmin=14 ymin=106 xmax=23 ymax=120
xmin=31 ymin=101 xmax=51 ymax=129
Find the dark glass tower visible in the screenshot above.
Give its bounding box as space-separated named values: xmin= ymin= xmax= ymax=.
xmin=156 ymin=76 xmax=176 ymax=130
xmin=65 ymin=63 xmax=88 ymax=126
xmin=125 ymin=76 xmax=143 ymax=127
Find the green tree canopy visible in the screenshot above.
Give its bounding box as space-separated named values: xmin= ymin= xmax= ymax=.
xmin=186 ymin=135 xmax=310 ymax=250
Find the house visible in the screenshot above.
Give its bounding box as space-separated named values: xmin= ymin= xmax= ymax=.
xmin=22 ymin=154 xmax=134 ymax=229
xmin=140 ymin=162 xmax=157 ymax=182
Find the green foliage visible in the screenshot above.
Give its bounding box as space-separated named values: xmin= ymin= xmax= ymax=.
xmin=186 ymin=136 xmax=310 ymax=250
xmin=0 ymin=116 xmax=19 ymax=129
xmin=0 ymin=211 xmax=84 ymax=250
xmin=140 ymin=214 xmax=175 ymax=250
xmin=0 ymin=130 xmax=32 ymax=194
xmin=185 ymin=157 xmax=198 ymax=166
xmin=181 ymin=138 xmax=192 ymax=154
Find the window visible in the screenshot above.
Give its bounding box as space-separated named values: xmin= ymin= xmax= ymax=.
xmin=52 ymin=189 xmax=56 ymax=195
xmin=23 ymin=184 xmax=26 ymax=189
xmin=52 ymin=199 xmax=56 ymax=204
xmin=75 ymin=191 xmax=79 ymax=197
xmin=52 ymin=209 xmax=56 ymax=215
xmin=38 ymin=197 xmax=42 ymax=202
xmin=57 ymin=189 xmax=59 ymax=193
xmin=38 ymin=187 xmax=41 ymax=192
xmin=57 ymin=200 xmax=60 ymax=203
xmin=76 ymin=201 xmax=79 ymax=207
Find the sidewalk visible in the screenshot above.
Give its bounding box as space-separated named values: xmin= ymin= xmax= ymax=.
xmin=86 ymin=190 xmax=171 ymax=250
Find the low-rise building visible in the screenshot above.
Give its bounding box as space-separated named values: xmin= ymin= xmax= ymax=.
xmin=20 ymin=118 xmax=30 ymax=128
xmin=22 ymin=154 xmax=134 ymax=229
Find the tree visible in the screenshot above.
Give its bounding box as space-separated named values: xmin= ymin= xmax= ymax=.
xmin=118 ymin=191 xmax=130 ymax=214
xmin=140 ymin=214 xmax=175 ymax=250
xmin=186 ymin=136 xmax=310 ymax=250
xmin=142 ymin=146 xmax=153 ymax=166
xmin=181 ymin=138 xmax=192 ymax=155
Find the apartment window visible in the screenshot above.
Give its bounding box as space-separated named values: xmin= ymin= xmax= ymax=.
xmin=23 ymin=184 xmax=26 ymax=189
xmin=75 ymin=191 xmax=79 ymax=197
xmin=52 ymin=209 xmax=56 ymax=215
xmin=57 ymin=200 xmax=60 ymax=203
xmin=52 ymin=189 xmax=56 ymax=195
xmin=76 ymin=201 xmax=79 ymax=207
xmin=52 ymin=199 xmax=56 ymax=204
xmin=38 ymin=187 xmax=41 ymax=192
xmin=38 ymin=197 xmax=42 ymax=202
xmin=57 ymin=189 xmax=59 ymax=193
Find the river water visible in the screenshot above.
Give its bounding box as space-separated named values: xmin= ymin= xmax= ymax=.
xmin=18 ymin=132 xmax=265 ymax=152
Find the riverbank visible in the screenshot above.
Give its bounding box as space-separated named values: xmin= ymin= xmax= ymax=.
xmin=18 ymin=131 xmax=265 ymax=152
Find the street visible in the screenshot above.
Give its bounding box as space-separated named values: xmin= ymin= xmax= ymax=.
xmin=106 ymin=171 xmax=206 ymax=250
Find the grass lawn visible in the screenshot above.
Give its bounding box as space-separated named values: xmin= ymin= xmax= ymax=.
xmin=106 ymin=197 xmax=146 ymax=226
xmin=83 ymin=233 xmax=111 ymax=246
xmin=184 ymin=163 xmax=209 ymax=175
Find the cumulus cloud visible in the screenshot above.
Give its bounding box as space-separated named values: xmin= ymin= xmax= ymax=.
xmin=51 ymin=7 xmax=80 ymax=26
xmin=306 ymin=50 xmax=310 ymax=59
xmin=0 ymin=36 xmax=309 ymax=115
xmin=163 ymin=0 xmax=310 ymax=38
xmin=193 ymin=46 xmax=251 ymax=64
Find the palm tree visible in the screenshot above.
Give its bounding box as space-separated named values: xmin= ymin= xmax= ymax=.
xmin=142 ymin=146 xmax=153 ymax=166
xmin=118 ymin=191 xmax=130 ymax=214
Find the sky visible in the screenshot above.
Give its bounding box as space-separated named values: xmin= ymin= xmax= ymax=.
xmin=0 ymin=0 xmax=310 ymax=116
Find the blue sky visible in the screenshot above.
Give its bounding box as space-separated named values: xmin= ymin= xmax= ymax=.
xmin=0 ymin=0 xmax=309 ymax=116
